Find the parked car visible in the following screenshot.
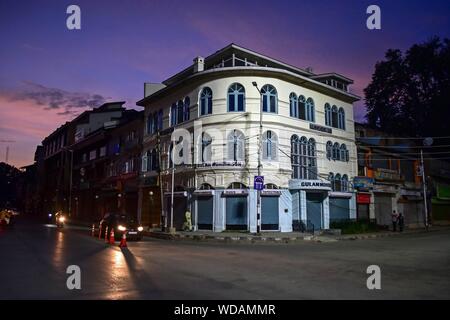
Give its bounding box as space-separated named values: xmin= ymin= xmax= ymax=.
xmin=98 ymin=212 xmax=144 ymax=241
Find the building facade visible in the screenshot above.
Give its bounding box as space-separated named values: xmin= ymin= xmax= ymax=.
xmin=138 ymin=44 xmax=360 ymax=232
xmin=354 ymin=123 xmax=426 ymax=228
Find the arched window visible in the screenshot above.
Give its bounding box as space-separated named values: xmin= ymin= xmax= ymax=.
xmin=325 ymin=103 xmax=332 ymax=126
xmin=228 ymin=83 xmax=245 ymax=112
xmin=177 ymin=100 xmax=184 ymax=124
xmin=328 ymin=172 xmax=334 ymax=188
xmin=201 ymin=132 xmax=212 ymax=163
xmin=289 ymin=93 xmax=298 ymax=118
xmin=261 ymin=85 xmax=277 ymax=113
xmin=326 ymin=141 xmax=333 ymax=160
xmin=262 ymin=130 xmax=278 ymax=161
xmin=147 ymin=113 xmax=153 ymax=134
xmin=157 ymin=110 xmax=163 ymax=131
xmin=291 ymin=135 xmax=316 ymax=179
xmin=150 ymin=149 xmax=159 ymax=171
xmin=306 ymin=98 xmax=315 ymax=122
xmin=170 ymin=103 xmax=177 ymax=126
xmin=338 ymin=107 xmax=345 ymax=130
xmin=227 ymin=182 xmax=248 ymax=189
xmin=298 ymin=95 xmax=306 ymax=120
xmin=141 ymin=151 xmax=148 ymax=172
xmin=227 ymin=130 xmax=245 ymax=161
xmin=265 ymin=183 xmax=279 ymax=189
xmin=342 ymin=174 xmax=349 ymax=192
xmin=307 ymin=138 xmax=317 ymax=179
xmin=333 ymin=142 xmax=340 ymax=161
xmin=340 ymin=144 xmax=349 ymax=162
xmin=291 ymin=135 xmax=300 ymax=179
xmin=199 ymin=183 xmax=214 ymax=190
xmin=334 ymin=174 xmax=342 ymax=192
xmin=184 ymin=97 xmax=190 ymax=121
xmin=331 ymin=105 xmax=338 ymax=128
xmin=152 ymin=112 xmax=158 ymax=134
xmin=200 ymin=87 xmax=212 ymax=115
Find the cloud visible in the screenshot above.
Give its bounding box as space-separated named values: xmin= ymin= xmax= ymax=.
xmin=1 ymin=81 xmax=109 ymax=116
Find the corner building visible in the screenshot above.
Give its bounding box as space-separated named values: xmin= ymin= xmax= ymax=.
xmin=137 ymin=44 xmax=360 ymax=232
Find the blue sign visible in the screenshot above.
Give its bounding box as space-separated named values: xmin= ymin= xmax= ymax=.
xmin=254 ymin=176 xmax=264 ymax=191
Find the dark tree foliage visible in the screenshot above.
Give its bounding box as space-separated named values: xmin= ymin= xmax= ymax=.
xmin=364 ymin=37 xmax=450 ymax=137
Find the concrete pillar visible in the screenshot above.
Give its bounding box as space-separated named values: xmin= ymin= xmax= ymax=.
xmin=323 ymin=194 xmax=330 ymax=230
xmin=349 ymin=193 xmax=357 ymax=219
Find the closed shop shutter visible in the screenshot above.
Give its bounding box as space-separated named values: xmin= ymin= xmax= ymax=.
xmin=306 ymin=193 xmax=323 ymax=230
xmin=329 ymin=198 xmax=350 ymax=222
xmin=357 ymin=204 xmax=370 ymax=220
xmin=226 ymin=197 xmax=248 ymax=230
xmin=261 ymin=196 xmax=279 ymax=230
xmin=197 ymin=197 xmax=214 ymax=230
xmin=374 ymin=194 xmax=393 ymax=226
xmin=403 ymin=201 xmax=424 ymax=226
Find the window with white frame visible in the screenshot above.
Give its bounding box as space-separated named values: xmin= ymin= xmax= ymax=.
xmin=227 ymin=129 xmax=245 ymax=161
xmin=262 ymin=130 xmax=277 ymax=161
xmin=261 ymin=85 xmax=277 ymax=113
xmin=305 ymin=98 xmax=315 ymax=122
xmin=228 ymin=83 xmax=245 ymax=112
xmin=325 ymin=103 xmax=332 ymax=126
xmin=199 ymin=87 xmax=212 ymax=115
xmin=289 ymin=93 xmax=298 ymax=118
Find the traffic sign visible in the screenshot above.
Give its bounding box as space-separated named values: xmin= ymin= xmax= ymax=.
xmin=254 ymin=176 xmax=264 ymax=191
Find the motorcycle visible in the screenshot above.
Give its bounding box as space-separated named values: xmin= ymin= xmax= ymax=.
xmin=53 ymin=211 xmax=66 ymax=228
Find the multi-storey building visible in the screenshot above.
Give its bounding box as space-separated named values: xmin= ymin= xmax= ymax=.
xmin=137 ymin=44 xmax=360 ymax=232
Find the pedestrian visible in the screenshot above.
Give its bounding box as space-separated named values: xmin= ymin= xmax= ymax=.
xmin=391 ymin=210 xmax=399 ymax=232
xmin=398 ymin=212 xmax=405 ymax=232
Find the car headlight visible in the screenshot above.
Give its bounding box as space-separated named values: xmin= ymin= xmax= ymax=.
xmin=137 ymin=226 xmax=143 ymax=232
xmin=58 ymin=217 xmax=65 ymax=222
xmin=48 ymin=214 xmax=52 ymax=217
xmin=118 ymin=225 xmax=126 ymax=231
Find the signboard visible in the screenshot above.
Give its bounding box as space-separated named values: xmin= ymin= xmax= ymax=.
xmin=357 ymin=193 xmax=371 ymax=204
xmin=261 ymin=190 xmax=282 ymax=196
xmin=353 ymin=176 xmax=374 ymax=191
xmin=309 ymin=123 xmax=332 ymax=134
xmin=254 ymin=176 xmax=264 ymax=191
xmin=223 ymin=189 xmax=249 ymax=196
xmin=374 ymin=168 xmax=403 ymax=182
xmin=289 ymin=179 xmax=332 ymax=191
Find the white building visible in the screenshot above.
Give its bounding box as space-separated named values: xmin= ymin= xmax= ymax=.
xmin=137 ymin=44 xmax=360 ymax=232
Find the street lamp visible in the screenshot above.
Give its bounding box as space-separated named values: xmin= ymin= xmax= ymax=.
xmin=421 ymin=138 xmax=433 ymax=229
xmin=252 ymin=81 xmax=263 ymax=234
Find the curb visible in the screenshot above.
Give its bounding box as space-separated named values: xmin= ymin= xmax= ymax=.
xmin=142 ymin=227 xmax=450 ymax=244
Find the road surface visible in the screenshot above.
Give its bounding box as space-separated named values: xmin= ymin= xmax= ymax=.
xmin=1 ymin=216 xmax=449 ymax=299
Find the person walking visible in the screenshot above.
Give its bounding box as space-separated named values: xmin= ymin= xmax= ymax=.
xmin=391 ymin=210 xmax=399 ymax=232
xmin=398 ymin=212 xmax=405 ymax=232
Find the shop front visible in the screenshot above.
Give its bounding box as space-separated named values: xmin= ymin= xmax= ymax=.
xmin=223 ymin=188 xmax=249 ymax=231
xmin=193 ymin=189 xmax=215 ymax=230
xmin=289 ymin=180 xmax=332 ymax=231
xmin=329 ymin=192 xmax=354 ymax=223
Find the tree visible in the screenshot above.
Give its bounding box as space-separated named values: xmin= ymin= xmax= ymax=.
xmin=364 ymin=37 xmax=450 ymax=137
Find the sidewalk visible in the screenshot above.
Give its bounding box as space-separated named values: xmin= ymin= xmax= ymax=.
xmin=143 ymin=225 xmax=450 ymax=243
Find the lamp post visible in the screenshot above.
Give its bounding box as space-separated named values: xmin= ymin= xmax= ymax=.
xmin=421 ymin=137 xmax=433 ymax=230
xmin=252 ymin=81 xmax=263 ymax=234
xmin=68 ymin=149 xmax=73 ymax=217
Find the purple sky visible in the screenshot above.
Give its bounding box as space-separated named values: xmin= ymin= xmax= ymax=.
xmin=1 ymin=0 xmax=449 ymax=167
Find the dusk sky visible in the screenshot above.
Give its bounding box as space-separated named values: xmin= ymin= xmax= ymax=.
xmin=1 ymin=0 xmax=449 ymax=168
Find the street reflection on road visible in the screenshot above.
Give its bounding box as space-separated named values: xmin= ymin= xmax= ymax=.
xmin=104 ymin=247 xmax=133 ymax=299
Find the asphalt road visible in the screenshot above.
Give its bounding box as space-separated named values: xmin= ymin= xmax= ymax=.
xmin=1 ymin=216 xmax=449 ymax=299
